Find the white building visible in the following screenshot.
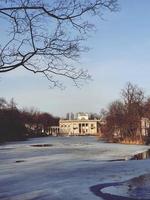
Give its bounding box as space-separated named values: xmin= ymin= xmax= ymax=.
xmin=59 ymin=113 xmax=102 ymax=136
xmin=141 ymin=117 xmax=150 ymax=136
xmin=77 ymin=112 xmax=89 ymax=120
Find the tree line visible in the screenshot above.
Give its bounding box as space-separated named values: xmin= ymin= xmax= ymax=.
xmin=101 ymin=82 xmax=150 ymax=144
xmin=0 ymin=98 xmax=59 ymax=143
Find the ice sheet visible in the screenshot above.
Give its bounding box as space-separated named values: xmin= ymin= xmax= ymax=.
xmin=0 ymin=136 xmax=150 ymax=200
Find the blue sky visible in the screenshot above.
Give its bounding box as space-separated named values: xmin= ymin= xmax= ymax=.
xmin=1 ymin=0 xmax=150 ymax=117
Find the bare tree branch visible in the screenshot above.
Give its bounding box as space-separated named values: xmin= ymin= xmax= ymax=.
xmin=0 ymin=0 xmax=118 ymax=88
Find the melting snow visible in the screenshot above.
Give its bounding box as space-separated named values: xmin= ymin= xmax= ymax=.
xmin=0 ymin=136 xmax=150 ymax=200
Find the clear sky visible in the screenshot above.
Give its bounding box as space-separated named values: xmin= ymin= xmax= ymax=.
xmin=1 ymin=0 xmax=150 ymax=117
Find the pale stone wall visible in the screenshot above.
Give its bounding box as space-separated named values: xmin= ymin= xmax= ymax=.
xmin=77 ymin=113 xmax=89 ymax=120
xmin=59 ymin=119 xmax=100 ymax=136
xmin=141 ymin=117 xmax=150 ymax=136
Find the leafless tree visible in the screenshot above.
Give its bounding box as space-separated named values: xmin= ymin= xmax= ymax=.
xmin=121 ymin=82 xmax=144 ymax=107
xmin=9 ymin=97 xmax=17 ymax=109
xmin=0 ymin=0 xmax=118 ymax=88
xmin=0 ymin=97 xmax=8 ymax=109
xmin=103 ymin=100 xmax=125 ymax=140
xmin=143 ymin=97 xmax=150 ymax=118
xmin=121 ymin=83 xmax=145 ymax=142
xmin=102 ymin=83 xmax=145 ymax=143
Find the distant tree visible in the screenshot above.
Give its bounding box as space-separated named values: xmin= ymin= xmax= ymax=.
xmin=8 ymin=98 xmax=17 ymax=110
xmin=0 ymin=97 xmax=60 ymax=141
xmin=103 ymin=83 xmax=145 ymax=143
xmin=143 ymin=97 xmax=150 ymax=118
xmin=89 ymin=112 xmax=101 ymax=120
xmin=21 ymin=108 xmax=42 ymax=135
xmin=103 ymin=100 xmax=125 ymax=140
xmin=21 ymin=108 xmax=35 ymax=129
xmin=0 ymin=0 xmax=118 ymax=88
xmin=38 ymin=112 xmax=59 ymax=133
xmin=0 ymin=97 xmax=8 ymax=109
xmin=0 ymin=108 xmax=27 ymax=142
xmin=121 ymin=82 xmax=144 ymax=141
xmin=121 ymin=82 xmax=144 ymax=111
xmin=99 ymin=108 xmax=107 ymax=119
xmin=21 ymin=108 xmax=59 ymax=136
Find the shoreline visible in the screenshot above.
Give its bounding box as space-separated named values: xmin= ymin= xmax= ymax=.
xmin=90 ymin=173 xmax=150 ymax=200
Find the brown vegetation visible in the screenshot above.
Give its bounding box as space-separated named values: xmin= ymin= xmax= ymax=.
xmin=0 ymin=97 xmax=59 ymax=142
xmin=101 ymin=83 xmax=150 ymax=145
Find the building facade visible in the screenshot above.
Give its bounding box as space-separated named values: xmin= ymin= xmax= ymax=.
xmin=59 ymin=113 xmax=102 ymax=136
xmin=141 ymin=117 xmax=150 ymax=136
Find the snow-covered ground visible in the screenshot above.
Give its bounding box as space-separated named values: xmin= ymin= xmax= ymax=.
xmin=0 ymin=136 xmax=150 ymax=200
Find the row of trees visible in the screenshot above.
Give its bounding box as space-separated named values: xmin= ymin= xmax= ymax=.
xmin=22 ymin=108 xmax=59 ymax=137
xmin=0 ymin=98 xmax=59 ymax=142
xmin=101 ymin=83 xmax=150 ymax=144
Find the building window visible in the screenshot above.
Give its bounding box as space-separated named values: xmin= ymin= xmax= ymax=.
xmin=91 ymin=124 xmax=94 ymax=129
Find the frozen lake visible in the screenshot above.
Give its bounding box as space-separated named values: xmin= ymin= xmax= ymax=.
xmin=0 ymin=136 xmax=150 ymax=200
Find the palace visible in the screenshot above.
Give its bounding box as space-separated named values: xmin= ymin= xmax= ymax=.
xmin=59 ymin=113 xmax=103 ymax=136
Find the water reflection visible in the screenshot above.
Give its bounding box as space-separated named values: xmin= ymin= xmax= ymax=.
xmin=107 ymin=149 xmax=150 ymax=162
xmin=131 ymin=149 xmax=150 ymax=160
xmin=90 ymin=174 xmax=150 ymax=200
xmin=126 ymin=174 xmax=150 ymax=199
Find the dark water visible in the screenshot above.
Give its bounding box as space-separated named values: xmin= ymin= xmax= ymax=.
xmin=90 ymin=150 xmax=150 ymax=199
xmin=30 ymin=144 xmax=53 ymax=147
xmin=90 ymin=174 xmax=150 ymax=200
xmin=107 ymin=149 xmax=150 ymax=162
xmin=130 ymin=149 xmax=150 ymax=160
